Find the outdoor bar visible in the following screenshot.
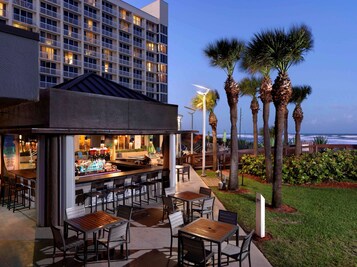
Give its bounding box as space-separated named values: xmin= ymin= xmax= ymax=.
xmin=0 ymin=73 xmax=179 ymax=226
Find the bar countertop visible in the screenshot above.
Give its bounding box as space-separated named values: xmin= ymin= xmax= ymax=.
xmin=75 ymin=165 xmax=163 ymax=184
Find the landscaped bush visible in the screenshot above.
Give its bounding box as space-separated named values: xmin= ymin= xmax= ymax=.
xmin=241 ymin=149 xmax=357 ymax=184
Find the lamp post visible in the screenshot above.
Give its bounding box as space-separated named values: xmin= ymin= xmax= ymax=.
xmin=177 ymin=114 xmax=183 ymax=157
xmin=184 ymin=106 xmax=196 ymax=154
xmin=193 ymin=84 xmax=210 ymax=177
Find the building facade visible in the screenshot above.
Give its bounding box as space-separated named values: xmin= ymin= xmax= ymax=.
xmin=0 ymin=0 xmax=168 ymax=103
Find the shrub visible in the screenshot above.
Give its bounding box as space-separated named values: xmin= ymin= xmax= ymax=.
xmin=241 ymin=150 xmax=357 ymax=184
xmin=313 ymin=136 xmax=328 ymax=144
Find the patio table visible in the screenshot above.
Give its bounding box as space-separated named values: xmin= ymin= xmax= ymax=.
xmin=64 ymin=210 xmax=125 ymax=264
xmin=169 ymin=191 xmax=208 ymax=222
xmin=178 ymin=217 xmax=239 ymax=266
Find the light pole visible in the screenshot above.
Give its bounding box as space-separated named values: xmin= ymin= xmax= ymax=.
xmin=184 ymin=106 xmax=196 ymax=154
xmin=193 ymin=84 xmax=210 ymax=177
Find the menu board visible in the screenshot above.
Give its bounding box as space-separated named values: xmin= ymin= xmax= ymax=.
xmin=3 ymin=135 xmax=17 ymax=170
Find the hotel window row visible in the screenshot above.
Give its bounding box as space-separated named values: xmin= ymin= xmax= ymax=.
xmin=0 ymin=0 xmax=168 ymax=103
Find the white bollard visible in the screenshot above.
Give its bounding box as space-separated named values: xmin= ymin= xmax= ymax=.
xmin=256 ymin=193 xmax=265 ymax=238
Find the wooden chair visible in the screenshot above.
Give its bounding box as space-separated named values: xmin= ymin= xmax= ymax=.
xmin=96 ymin=222 xmax=129 ymax=266
xmin=180 ymin=234 xmax=215 ymax=266
xmin=168 ymin=211 xmax=185 ymax=257
xmin=50 ymin=223 xmax=84 ymax=263
xmin=178 ymin=164 xmax=190 ymax=182
xmin=191 ymin=197 xmax=215 ymax=220
xmin=218 ymin=209 xmax=239 ymax=243
xmin=221 ymin=230 xmax=254 ymax=266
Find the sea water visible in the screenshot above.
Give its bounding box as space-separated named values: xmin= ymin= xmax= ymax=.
xmin=216 ymin=133 xmax=357 ymax=145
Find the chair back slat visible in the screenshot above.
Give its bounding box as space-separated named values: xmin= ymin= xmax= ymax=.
xmin=181 ymin=235 xmax=206 ymax=262
xmin=240 ymin=230 xmax=254 ymax=256
xmin=218 ymin=210 xmax=238 ymax=225
xmin=202 ymin=197 xmax=214 ymax=210
xmin=169 ymin=211 xmax=184 ymax=229
xmin=109 ymin=222 xmax=128 ymax=241
xmin=66 ymin=205 xmax=86 ymax=219
xmin=199 ymin=187 xmax=212 ymax=197
xmin=116 ymin=205 xmax=133 ymax=220
xmin=164 ymin=187 xmax=176 ymax=196
xmin=50 ymin=224 xmax=65 ymax=249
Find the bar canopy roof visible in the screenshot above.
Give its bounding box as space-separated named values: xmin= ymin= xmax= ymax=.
xmin=0 ymin=73 xmax=178 ymax=135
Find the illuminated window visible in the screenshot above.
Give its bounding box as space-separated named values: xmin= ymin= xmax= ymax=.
xmin=147 ymin=62 xmax=153 ymax=72
xmin=87 ymin=19 xmax=93 ymax=30
xmin=64 ymin=52 xmax=73 ymax=64
xmin=104 ymin=62 xmax=109 ymax=72
xmin=147 ymin=42 xmax=155 ymax=51
xmin=0 ymin=3 xmax=5 ymax=17
xmin=13 ymin=23 xmax=29 ymax=30
xmin=133 ymin=15 xmax=141 ymax=26
xmin=159 ymin=44 xmax=167 ymax=54
xmin=120 ymin=9 xmax=127 ymax=20
xmin=159 ymin=64 xmax=167 ymax=73
xmin=41 ymin=46 xmax=55 ymax=60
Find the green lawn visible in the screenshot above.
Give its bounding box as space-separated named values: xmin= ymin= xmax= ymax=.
xmin=201 ymin=170 xmax=357 ymax=267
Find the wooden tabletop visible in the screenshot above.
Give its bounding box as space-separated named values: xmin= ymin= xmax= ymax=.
xmin=8 ymin=169 xmax=37 ymax=180
xmin=179 ymin=217 xmax=239 ymax=243
xmin=170 ymin=191 xmax=208 ymax=202
xmin=65 ymin=211 xmax=124 ymax=234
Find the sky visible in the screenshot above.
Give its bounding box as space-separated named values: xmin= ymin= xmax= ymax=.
xmin=131 ymin=0 xmax=357 ymax=134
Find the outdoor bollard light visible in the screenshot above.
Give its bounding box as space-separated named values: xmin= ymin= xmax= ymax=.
xmin=256 ymin=193 xmax=266 ymax=238
xmin=193 ymin=84 xmax=210 ymax=177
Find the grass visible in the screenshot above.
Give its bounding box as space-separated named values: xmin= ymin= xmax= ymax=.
xmin=202 ymin=170 xmax=357 ymax=267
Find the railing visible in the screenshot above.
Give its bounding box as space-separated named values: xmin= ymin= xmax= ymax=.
xmin=40 ymin=7 xmax=60 ymax=19
xmin=0 ymin=8 xmax=6 ymax=17
xmin=102 ymin=54 xmax=116 ymax=62
xmin=40 ymin=37 xmax=60 ymax=47
xmin=134 ymin=63 xmax=143 ymax=69
xmin=119 ymin=81 xmax=130 ymax=88
xmin=119 ymin=26 xmax=131 ymax=33
xmin=119 ymin=70 xmax=130 ymax=77
xmin=119 ymin=35 xmax=130 ymax=43
xmin=102 ymin=5 xmax=117 ymax=16
xmin=63 ymin=71 xmax=79 ymax=78
xmin=13 ymin=0 xmax=35 ymax=10
xmin=13 ymin=13 xmax=33 ymax=25
xmin=102 ymin=18 xmax=117 ymax=28
xmin=146 ymin=35 xmax=156 ymax=42
xmin=47 ymin=0 xmax=60 ymax=5
xmin=63 ymin=1 xmax=80 ymax=12
xmin=39 ymin=66 xmax=60 ymax=76
xmin=84 ymin=49 xmax=99 ymax=58
xmin=84 ymin=61 xmax=99 ymax=70
xmin=63 ymin=43 xmax=81 ymax=53
xmin=84 ymin=23 xmax=99 ymax=33
xmin=119 ymin=59 xmax=131 ymax=66
xmin=63 ymin=16 xmax=81 ymax=26
xmin=39 ymin=51 xmax=60 ymax=61
xmin=40 ymin=22 xmax=59 ymax=33
xmin=146 ymin=76 xmax=156 ymax=82
xmin=40 ymin=81 xmax=57 ymax=88
xmin=63 ymin=29 xmax=81 ymax=39
xmin=133 ymin=84 xmax=142 ymax=90
xmin=84 ymin=36 xmax=100 ymax=45
xmin=64 ymin=59 xmax=81 ymax=66
xmin=119 ymin=47 xmax=131 ymax=55
xmin=84 ymin=0 xmax=100 ymax=8
xmin=133 ymin=41 xmax=143 ymax=48
xmin=102 ymin=29 xmax=117 ymax=39
xmin=84 ymin=10 xmax=98 ymax=20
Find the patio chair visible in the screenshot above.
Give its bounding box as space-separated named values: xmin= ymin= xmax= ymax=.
xmin=164 ymin=187 xmax=183 ymax=209
xmin=125 ymin=175 xmax=143 ymax=207
xmin=141 ymin=172 xmax=157 ymax=204
xmin=106 ymin=178 xmax=126 ymax=213
xmin=116 ymin=205 xmax=133 ymax=242
xmin=218 ymin=209 xmax=239 ymax=243
xmin=75 ymin=189 xmax=87 ymax=206
xmin=178 ymin=164 xmax=190 ymax=182
xmin=168 ymin=211 xmax=185 ymax=257
xmin=96 ymin=221 xmax=129 ymax=266
xmin=221 ymin=230 xmax=254 ymax=267
xmin=162 ymin=195 xmax=177 ymax=222
xmin=50 ymin=223 xmax=84 ymax=263
xmin=65 ymin=205 xmax=86 ymax=236
xmin=192 ymin=187 xmax=212 ymax=208
xmin=191 ymin=197 xmax=215 ymax=220
xmin=87 ymin=181 xmax=108 ymax=213
xmin=180 ymin=234 xmax=215 ymax=266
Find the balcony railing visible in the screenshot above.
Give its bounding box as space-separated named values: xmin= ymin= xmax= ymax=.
xmin=133 ymin=41 xmax=143 ymax=48
xmin=84 ymin=36 xmax=100 ymax=46
xmin=63 ymin=29 xmax=81 ymax=39
xmin=40 ymin=66 xmax=60 ymax=76
xmin=119 ymin=70 xmax=130 ymax=77
xmin=133 ymin=73 xmax=142 ymax=79
xmin=102 ymin=54 xmax=116 ymax=62
xmin=64 ymin=16 xmax=81 ymax=26
xmin=102 ymin=66 xmax=116 ymax=74
xmin=146 ymin=76 xmax=157 ymax=82
xmin=64 ymin=59 xmax=81 ymax=66
xmin=102 ymin=18 xmax=117 ymax=28
xmin=63 ymin=1 xmax=80 ymax=13
xmin=119 ymin=13 xmax=132 ymax=22
xmin=119 ymin=59 xmax=131 ymax=66
xmin=84 ymin=50 xmax=99 ymax=58
xmin=47 ymin=0 xmax=60 ymax=5
xmin=63 ymin=71 xmax=79 ymax=78
xmin=84 ymin=10 xmax=98 ymax=20
xmin=134 ymin=63 xmax=143 ymax=69
xmin=84 ymin=23 xmax=99 ymax=33
xmin=119 ymin=35 xmax=130 ymax=43
xmin=84 ymin=61 xmax=99 ymax=70
xmin=119 ymin=47 xmax=131 ymax=55
xmin=40 ymin=81 xmax=57 ymax=88
xmin=40 ymin=51 xmax=60 ymax=61
xmin=102 ymin=42 xmax=114 ymax=50
xmin=40 ymin=22 xmax=59 ymax=33
xmin=119 ymin=81 xmax=130 ymax=88
xmin=133 ymin=84 xmax=142 ymax=90
xmin=40 ymin=7 xmax=60 ymax=19
xmin=84 ymin=0 xmax=100 ymax=8
xmin=13 ymin=0 xmax=35 ymax=10
xmin=134 ymin=53 xmax=144 ymax=59
xmin=40 ymin=37 xmax=60 ymax=47
xmin=146 ymin=56 xmax=156 ymax=62
xmin=0 ymin=9 xmax=6 ymax=18
xmin=102 ymin=5 xmax=117 ymax=16
xmin=133 ymin=30 xmax=143 ymax=37
xmin=102 ymin=29 xmax=117 ymax=39
xmin=13 ymin=14 xmax=33 ymax=25
xmin=146 ymin=35 xmax=156 ymax=42
xmin=63 ymin=43 xmax=81 ymax=53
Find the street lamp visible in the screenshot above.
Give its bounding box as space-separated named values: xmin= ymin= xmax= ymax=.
xmin=193 ymin=84 xmax=210 ymax=177
xmin=184 ymin=106 xmax=196 ymax=154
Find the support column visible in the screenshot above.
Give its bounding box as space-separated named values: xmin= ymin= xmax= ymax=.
xmin=36 ymin=135 xmax=46 ymax=226
xmin=62 ymin=136 xmax=75 ymax=209
xmin=169 ymin=134 xmax=176 ymax=188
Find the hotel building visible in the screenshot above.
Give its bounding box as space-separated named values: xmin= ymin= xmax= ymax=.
xmin=0 ymin=0 xmax=168 ymax=103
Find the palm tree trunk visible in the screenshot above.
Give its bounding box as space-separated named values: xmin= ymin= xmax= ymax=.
xmin=263 ymin=102 xmax=272 ymax=182
xmin=272 ymin=106 xmax=284 ymax=208
xmin=225 ymin=75 xmax=239 ymax=190
xmin=209 ymin=111 xmax=218 ymax=171
xmin=272 ymin=72 xmax=292 ymax=209
xmin=284 ymin=107 xmax=289 ymax=149
xmin=252 ymin=108 xmax=258 ymax=156
xmin=294 ymin=105 xmax=303 ymax=156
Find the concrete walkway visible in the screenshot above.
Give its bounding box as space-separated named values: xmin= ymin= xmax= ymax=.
xmin=0 ymin=167 xmax=272 ymax=266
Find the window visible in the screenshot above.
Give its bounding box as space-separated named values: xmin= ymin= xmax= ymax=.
xmin=64 ymin=65 xmax=78 ymax=73
xmin=102 ymin=73 xmax=113 ymax=80
xmin=40 ymin=2 xmax=57 ymax=13
xmin=159 ymin=44 xmax=167 ymax=54
xmin=84 ymin=57 xmax=97 ymax=64
xmin=64 ymin=52 xmax=74 ymax=64
xmin=160 ymin=54 xmax=167 ymax=64
xmin=119 ymin=77 xmax=130 ymax=83
xmin=40 ymin=46 xmax=56 ymax=60
xmin=119 ymin=66 xmax=129 ymax=72
xmin=133 ymin=15 xmax=141 ymax=26
xmin=40 ymin=75 xmax=57 ymax=83
xmin=160 ymin=24 xmax=168 ymax=35
xmin=64 ymin=38 xmax=79 ymax=47
xmin=14 ymin=8 xmax=33 ymax=21
xmin=147 ymin=42 xmax=155 ymax=51
xmin=40 ymin=16 xmax=57 ymax=27
xmin=40 ymin=61 xmax=56 ymax=69
xmin=159 ymin=64 xmax=167 ymax=73
xmin=160 ymin=84 xmax=168 ymax=93
xmin=147 ymin=62 xmax=157 ymax=72
xmin=160 ymin=34 xmax=168 ymax=44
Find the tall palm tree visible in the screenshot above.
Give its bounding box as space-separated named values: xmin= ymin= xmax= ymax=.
xmin=239 ymin=76 xmax=262 ymax=156
xmin=243 ymin=49 xmax=274 ymax=182
xmin=248 ymin=25 xmax=313 ymax=208
xmin=191 ymin=90 xmax=220 ymax=171
xmin=204 ymin=38 xmax=245 ymax=190
xmin=290 ymin=85 xmax=312 ymax=156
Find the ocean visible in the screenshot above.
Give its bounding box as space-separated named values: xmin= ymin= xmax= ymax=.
xmin=216 ymin=133 xmax=357 ymax=145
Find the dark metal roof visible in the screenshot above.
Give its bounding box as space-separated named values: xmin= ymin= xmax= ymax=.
xmin=53 ymin=72 xmax=158 ymax=102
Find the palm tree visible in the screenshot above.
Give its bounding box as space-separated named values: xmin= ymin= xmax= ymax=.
xmin=191 ymin=90 xmax=220 ymax=171
xmin=243 ymin=47 xmax=274 ymax=183
xmin=239 ymin=76 xmax=262 ymax=156
xmin=204 ymin=38 xmax=245 ymax=190
xmin=248 ymin=25 xmax=313 ymax=208
xmin=290 ymin=85 xmax=312 ymax=156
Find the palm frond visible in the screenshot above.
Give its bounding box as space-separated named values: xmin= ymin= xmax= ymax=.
xmin=239 ymin=76 xmax=262 ymax=97
xmin=290 ymin=85 xmax=312 ymax=104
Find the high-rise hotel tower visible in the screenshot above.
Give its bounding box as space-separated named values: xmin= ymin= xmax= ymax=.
xmin=0 ymin=0 xmax=168 ymax=103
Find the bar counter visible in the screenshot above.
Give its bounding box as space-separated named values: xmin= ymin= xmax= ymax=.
xmin=75 ymin=164 xmax=163 ymax=184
